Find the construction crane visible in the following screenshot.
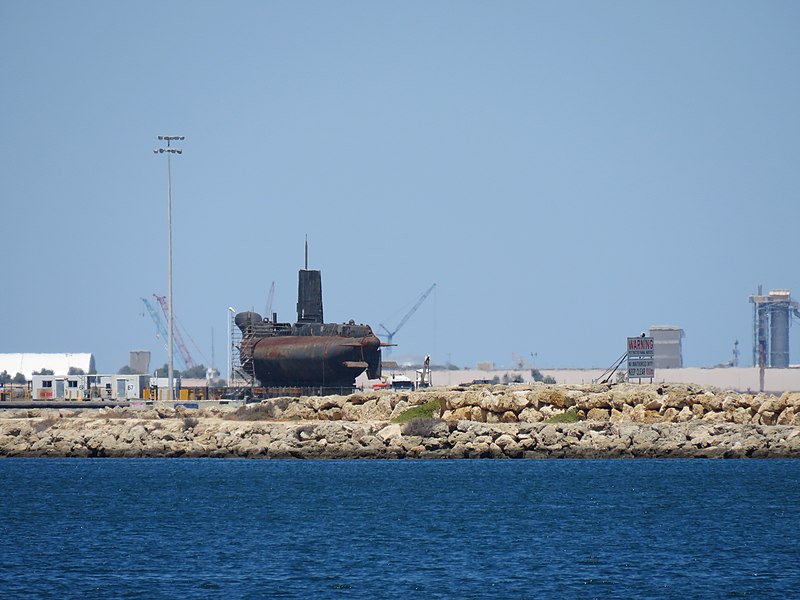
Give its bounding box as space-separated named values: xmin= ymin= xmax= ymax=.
xmin=264 ymin=281 xmax=276 ymax=318
xmin=153 ymin=294 xmax=197 ymax=369
xmin=140 ymin=298 xmax=188 ymax=370
xmin=379 ymin=283 xmax=436 ymax=354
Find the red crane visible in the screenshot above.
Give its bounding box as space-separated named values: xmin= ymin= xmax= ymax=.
xmin=153 ymin=294 xmax=197 ymax=369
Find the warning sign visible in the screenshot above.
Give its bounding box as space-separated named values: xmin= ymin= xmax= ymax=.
xmin=627 ymin=336 xmax=655 ymax=380
xmin=627 ymin=337 xmax=654 ymax=355
xmin=628 ymin=367 xmax=654 ymax=378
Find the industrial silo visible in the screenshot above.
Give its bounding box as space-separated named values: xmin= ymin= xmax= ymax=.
xmin=768 ymin=290 xmax=791 ymax=368
xmin=749 ymin=288 xmax=798 ymax=369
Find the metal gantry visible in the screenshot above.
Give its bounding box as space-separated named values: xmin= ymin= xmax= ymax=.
xmin=228 ymin=307 xmax=237 ymax=386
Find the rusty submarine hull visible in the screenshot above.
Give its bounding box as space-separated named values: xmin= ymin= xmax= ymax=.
xmin=235 ymin=262 xmax=382 ymax=389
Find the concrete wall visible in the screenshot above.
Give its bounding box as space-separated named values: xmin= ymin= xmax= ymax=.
xmin=362 ymin=367 xmax=800 ymax=394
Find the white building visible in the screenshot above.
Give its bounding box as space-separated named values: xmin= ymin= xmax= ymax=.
xmin=0 ymin=353 xmax=96 ymax=379
xmin=31 ymin=373 xmax=149 ymax=401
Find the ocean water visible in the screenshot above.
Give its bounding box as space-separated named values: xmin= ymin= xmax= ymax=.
xmin=0 ymin=459 xmax=798 ymax=599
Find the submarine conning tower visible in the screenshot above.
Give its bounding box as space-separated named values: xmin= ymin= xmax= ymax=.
xmin=297 ymin=269 xmax=323 ymax=324
xmin=296 ymin=238 xmax=323 ymax=325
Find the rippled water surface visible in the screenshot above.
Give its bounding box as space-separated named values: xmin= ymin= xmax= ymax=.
xmin=1 ymin=459 xmax=798 ymax=598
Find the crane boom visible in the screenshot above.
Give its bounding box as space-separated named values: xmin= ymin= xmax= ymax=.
xmin=140 ymin=298 xmax=188 ymax=370
xmin=379 ymin=283 xmax=436 ymax=352
xmin=153 ymin=294 xmax=197 ymax=369
xmin=393 ymin=283 xmax=436 ymax=335
xmin=265 ymin=281 xmax=276 ymax=318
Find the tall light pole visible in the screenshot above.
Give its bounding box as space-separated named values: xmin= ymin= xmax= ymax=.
xmin=154 ymin=135 xmax=184 ymax=402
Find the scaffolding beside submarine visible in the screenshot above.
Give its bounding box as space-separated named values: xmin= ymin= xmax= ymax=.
xmin=234 ymin=259 xmax=383 ymax=390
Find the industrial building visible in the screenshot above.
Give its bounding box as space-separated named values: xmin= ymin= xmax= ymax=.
xmin=649 ymin=327 xmax=684 ymax=368
xmin=749 ymin=287 xmax=800 ymax=368
xmin=128 ymin=350 xmax=151 ymax=374
xmin=31 ymin=373 xmax=148 ymax=401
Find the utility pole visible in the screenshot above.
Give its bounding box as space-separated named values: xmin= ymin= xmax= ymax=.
xmin=154 ymin=135 xmax=184 ymax=402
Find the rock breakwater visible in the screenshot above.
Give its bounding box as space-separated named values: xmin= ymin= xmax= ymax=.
xmin=1 ymin=383 xmax=799 ymax=458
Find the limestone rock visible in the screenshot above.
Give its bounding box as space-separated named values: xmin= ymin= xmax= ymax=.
xmin=450 ymin=407 xmax=473 ymax=421
xmin=518 ymin=407 xmax=543 ymax=422
xmin=661 ymin=407 xmax=679 ymax=422
xmin=494 ymin=433 xmax=517 ymax=448
xmin=1 ymin=382 xmax=799 ymax=459
xmin=377 ymin=424 xmax=402 ymax=442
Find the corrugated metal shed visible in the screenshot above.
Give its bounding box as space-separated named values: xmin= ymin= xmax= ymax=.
xmin=0 ymin=353 xmax=96 ymax=379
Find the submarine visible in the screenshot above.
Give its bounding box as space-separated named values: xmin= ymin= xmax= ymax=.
xmin=235 ymin=249 xmax=383 ymax=389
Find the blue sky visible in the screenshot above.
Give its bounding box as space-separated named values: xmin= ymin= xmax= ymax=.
xmin=2 ymin=1 xmax=799 ymax=373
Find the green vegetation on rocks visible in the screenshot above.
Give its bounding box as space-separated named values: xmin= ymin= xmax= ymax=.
xmin=545 ymin=408 xmax=579 ymax=424
xmin=393 ymin=399 xmax=440 ymax=424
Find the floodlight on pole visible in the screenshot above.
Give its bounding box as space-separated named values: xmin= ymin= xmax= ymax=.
xmin=154 ymin=134 xmax=184 ymax=403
